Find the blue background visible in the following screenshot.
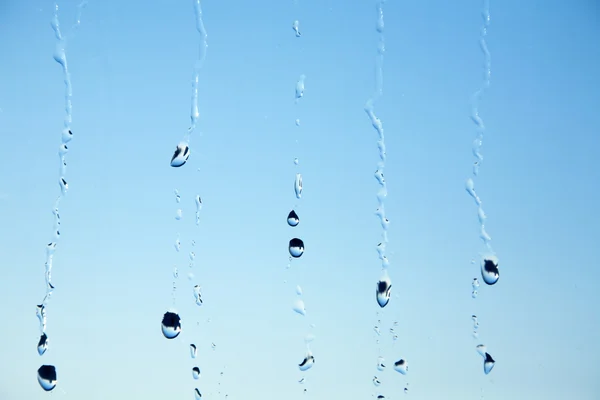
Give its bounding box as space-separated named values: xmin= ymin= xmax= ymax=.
xmin=0 ymin=0 xmax=599 ymax=399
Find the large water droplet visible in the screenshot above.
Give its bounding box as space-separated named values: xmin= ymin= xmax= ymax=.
xmin=481 ymin=255 xmax=499 ymax=285
xmin=394 ymin=359 xmax=408 ymax=375
xmin=161 ymin=311 xmax=181 ymax=339
xmin=190 ymin=344 xmax=197 ymax=358
xmin=299 ymin=351 xmax=314 ymax=371
xmin=287 ymin=210 xmax=299 ymax=227
xmin=194 ymin=388 xmax=202 ymax=399
xmin=192 ymin=367 xmax=200 ymax=379
xmin=37 ymin=333 xmax=48 ymax=356
xmin=483 ymin=352 xmax=495 ymax=374
xmin=294 ymin=173 xmax=303 ymax=199
xmin=289 ymin=238 xmax=304 ymax=258
xmin=293 ymin=299 xmax=306 ymax=316
xmin=170 ymin=142 xmax=190 ymax=167
xmin=376 ymin=274 xmax=391 ymax=308
xmin=61 ymin=129 xmax=73 ymax=143
xmin=37 ymin=365 xmax=57 ymax=391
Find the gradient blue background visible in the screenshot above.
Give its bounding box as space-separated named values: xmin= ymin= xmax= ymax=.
xmin=1 ymin=0 xmax=599 ymax=399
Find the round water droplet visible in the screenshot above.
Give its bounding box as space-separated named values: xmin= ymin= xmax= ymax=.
xmin=289 ymin=238 xmax=304 ymax=258
xmin=192 ymin=367 xmax=201 ymax=379
xmin=295 ymin=118 xmax=301 ymax=126
xmin=377 ymin=356 xmax=385 ymax=371
xmin=194 ymin=388 xmax=202 ymax=399
xmin=376 ymin=274 xmax=391 ymax=308
xmin=37 ymin=365 xmax=57 ymax=391
xmin=481 ymin=255 xmax=499 ymax=285
xmin=373 ymin=376 xmax=381 ymax=386
xmin=161 ymin=311 xmax=181 ymax=339
xmin=293 ymin=299 xmax=306 ymax=316
xmin=472 ymin=290 xmax=478 ymax=298
xmin=61 ymin=129 xmax=73 ymax=143
xmin=37 ymin=333 xmax=48 ymax=356
xmin=394 ymin=359 xmax=408 ymax=375
xmin=472 ymin=278 xmax=480 ymax=289
xmin=404 ymin=387 xmax=408 ymax=394
xmin=294 ymin=173 xmax=303 ymax=199
xmin=59 ymin=143 xmax=68 ymax=155
xmin=287 ymin=210 xmax=300 ymax=227
xmin=299 ymin=351 xmax=314 ymax=371
xmin=483 ymin=352 xmax=495 ymax=374
xmin=294 ymin=158 xmax=299 ymax=165
xmin=190 ymin=344 xmax=197 ymax=358
xmin=175 ymin=209 xmax=183 ymax=220
xmin=170 ymin=142 xmax=190 ymax=167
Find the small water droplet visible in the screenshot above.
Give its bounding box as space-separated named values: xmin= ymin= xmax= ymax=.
xmin=377 ymin=356 xmax=386 ymax=371
xmin=195 ymin=195 xmax=202 ymax=225
xmin=192 ymin=367 xmax=201 ymax=379
xmin=377 ymin=394 xmax=385 ymax=399
xmin=174 ymin=189 xmax=181 ymax=203
xmin=476 ymin=344 xmax=487 ymax=357
xmin=472 ymin=278 xmax=480 ymax=289
xmin=289 ymin=238 xmax=304 ymax=258
xmin=472 ymin=290 xmax=478 ymax=298
xmin=299 ymin=377 xmax=305 ymax=384
xmin=61 ymin=129 xmax=73 ymax=143
xmin=374 ymin=326 xmax=381 ymax=335
xmin=295 ymin=75 xmax=306 ymax=100
xmin=193 ymin=285 xmax=203 ymax=306
xmin=292 ymin=20 xmax=301 ymax=37
xmin=37 ymin=333 xmax=48 ymax=356
xmin=58 ymin=144 xmax=68 ymax=155
xmin=173 ymin=267 xmax=178 ymax=279
xmin=170 ymin=142 xmax=190 ymax=167
xmin=376 ymin=273 xmax=391 ymax=308
xmin=194 ymin=388 xmax=202 ymax=399
xmin=37 ymin=365 xmax=57 ymax=391
xmin=288 ymin=210 xmax=300 ymax=227
xmin=404 ymin=387 xmax=408 ymax=394
xmin=483 ymin=352 xmax=495 ymax=374
xmin=481 ymin=255 xmax=499 ymax=285
xmin=294 ymin=173 xmax=303 ymax=198
xmin=295 ymin=118 xmax=301 ymax=126
xmin=373 ymin=376 xmax=381 ymax=386
xmin=394 ymin=359 xmax=408 ymax=375
xmin=190 ymin=344 xmax=197 ymax=358
xmin=294 ymin=158 xmax=299 ymax=165
xmin=59 ymin=177 xmax=68 ymax=193
xmin=174 ymin=236 xmax=181 ymax=252
xmin=161 ymin=311 xmax=182 ymax=339
xmin=211 ymin=342 xmax=216 ymax=350
xmin=304 ymin=333 xmax=316 ymax=343
xmin=299 ymin=351 xmax=315 ymax=371
xmin=293 ymin=299 xmax=306 ymax=316
xmin=296 ymin=285 xmax=303 ymax=295
xmin=175 ymin=209 xmax=182 ymax=220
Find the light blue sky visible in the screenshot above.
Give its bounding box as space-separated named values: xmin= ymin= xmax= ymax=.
xmin=1 ymin=0 xmax=599 ymax=399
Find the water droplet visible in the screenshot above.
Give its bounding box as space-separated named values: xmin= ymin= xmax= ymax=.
xmin=294 ymin=173 xmax=303 ymax=198
xmin=190 ymin=344 xmax=197 ymax=358
xmin=472 ymin=290 xmax=478 ymax=298
xmin=195 ymin=195 xmax=202 ymax=225
xmin=481 ymin=255 xmax=499 ymax=285
xmin=294 ymin=158 xmax=299 ymax=165
xmin=175 ymin=209 xmax=182 ymax=220
xmin=59 ymin=144 xmax=68 ymax=156
xmin=377 ymin=356 xmax=386 ymax=371
xmin=174 ymin=236 xmax=181 ymax=252
xmin=193 ymin=285 xmax=203 ymax=306
xmin=161 ymin=311 xmax=182 ymax=339
xmin=404 ymin=387 xmax=408 ymax=394
xmin=472 ymin=278 xmax=480 ymax=289
xmin=299 ymin=377 xmax=305 ymax=384
xmin=287 ymin=210 xmax=300 ymax=227
xmin=59 ymin=177 xmax=68 ymax=193
xmin=304 ymin=333 xmax=316 ymax=343
xmin=377 ymin=395 xmax=385 ymax=399
xmin=376 ymin=273 xmax=391 ymax=308
xmin=174 ymin=189 xmax=181 ymax=203
xmin=192 ymin=367 xmax=200 ymax=379
xmin=61 ymin=129 xmax=73 ymax=143
xmin=37 ymin=333 xmax=48 ymax=355
xmin=37 ymin=365 xmax=57 ymax=391
xmin=374 ymin=326 xmax=381 ymax=335
xmin=373 ymin=376 xmax=381 ymax=386
xmin=476 ymin=344 xmax=487 ymax=357
xmin=289 ymin=238 xmax=304 ymax=258
xmin=194 ymin=388 xmax=202 ymax=399
xmin=292 ymin=20 xmax=301 ymax=37
xmin=295 ymin=75 xmax=306 ymax=100
xmin=394 ymin=359 xmax=408 ymax=375
xmin=293 ymin=299 xmax=306 ymax=316
xmin=296 ymin=285 xmax=303 ymax=295
xmin=173 ymin=267 xmax=178 ymax=279
xmin=170 ymin=142 xmax=190 ymax=167
xmin=299 ymin=351 xmax=315 ymax=371
xmin=295 ymin=118 xmax=301 ymax=126
xmin=211 ymin=342 xmax=216 ymax=350
xmin=483 ymin=352 xmax=495 ymax=374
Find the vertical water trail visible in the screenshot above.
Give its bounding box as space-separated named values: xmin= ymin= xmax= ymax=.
xmin=466 ymin=0 xmax=497 ymax=375
xmin=365 ymin=0 xmax=407 ymax=395
xmin=35 ymin=2 xmax=86 ymax=392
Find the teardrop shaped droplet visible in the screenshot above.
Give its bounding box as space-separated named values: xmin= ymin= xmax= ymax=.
xmin=287 ymin=210 xmax=299 ymax=227
xmin=394 ymin=359 xmax=408 ymax=375
xmin=289 ymin=238 xmax=305 ymax=258
xmin=161 ymin=311 xmax=182 ymax=339
xmin=190 ymin=344 xmax=197 ymax=358
xmin=299 ymin=351 xmax=315 ymax=371
xmin=192 ymin=366 xmax=200 ymax=379
xmin=483 ymin=352 xmax=495 ymax=374
xmin=376 ymin=273 xmax=391 ymax=308
xmin=170 ymin=142 xmax=190 ymax=167
xmin=37 ymin=365 xmax=57 ymax=391
xmin=292 ymin=20 xmax=301 ymax=37
xmin=377 ymin=356 xmax=386 ymax=371
xmin=294 ymin=173 xmax=303 ymax=199
xmin=293 ymin=299 xmax=306 ymax=316
xmin=37 ymin=333 xmax=48 ymax=356
xmin=480 ymin=255 xmax=499 ymax=285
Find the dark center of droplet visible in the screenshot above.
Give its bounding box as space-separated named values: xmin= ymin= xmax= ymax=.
xmin=483 ymin=258 xmax=498 ymax=275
